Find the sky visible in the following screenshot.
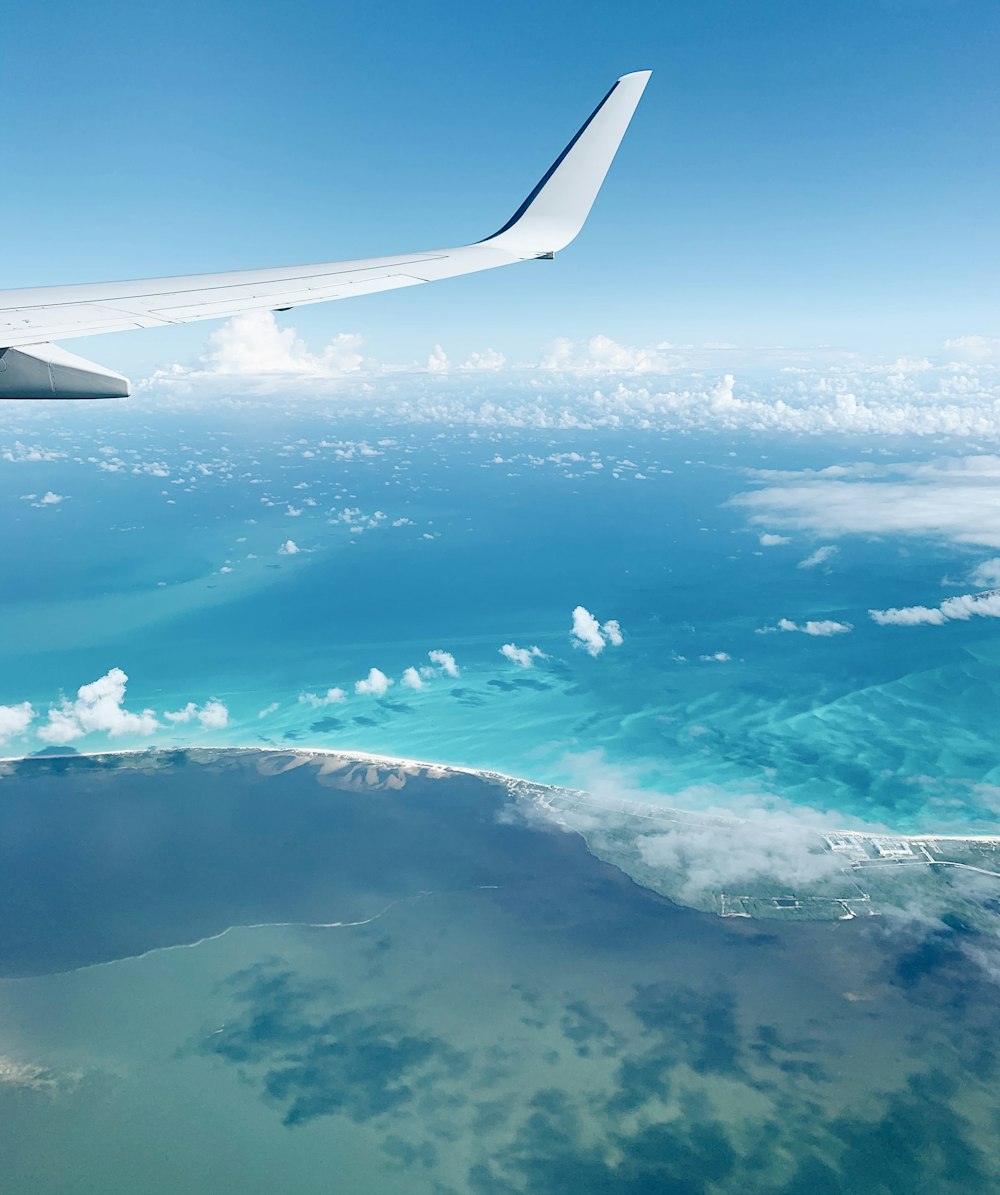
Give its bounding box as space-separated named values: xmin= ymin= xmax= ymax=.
xmin=3 ymin=0 xmax=998 ymax=378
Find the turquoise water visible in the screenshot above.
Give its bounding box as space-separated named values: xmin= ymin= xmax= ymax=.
xmin=1 ymin=402 xmax=999 ymax=831
xmin=1 ymin=753 xmax=998 ymax=1194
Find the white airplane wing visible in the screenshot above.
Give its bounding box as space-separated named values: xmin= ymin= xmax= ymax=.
xmin=0 ymin=71 xmax=650 ymax=399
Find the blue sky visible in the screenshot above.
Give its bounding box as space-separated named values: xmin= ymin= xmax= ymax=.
xmin=4 ymin=0 xmax=998 ymax=375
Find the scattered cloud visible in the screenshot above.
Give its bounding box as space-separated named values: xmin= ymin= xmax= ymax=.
xmin=298 ymin=688 xmax=347 ymax=708
xmin=163 ymin=699 xmax=229 ymax=728
xmin=38 ymin=668 xmax=160 ymax=744
xmin=758 ymin=533 xmax=791 ymax=547
xmin=500 ymin=643 xmax=546 ymax=668
xmin=258 ymin=702 xmax=279 ymax=719
xmin=0 ymin=702 xmax=34 ymax=746
xmin=758 ymin=618 xmax=853 ymax=637
xmin=278 ymin=540 xmax=300 ymax=555
xmin=401 ymin=667 xmax=425 ymax=690
xmin=571 ymin=606 xmax=623 ymax=656
xmin=427 ymin=649 xmax=459 ymax=678
xmin=797 ymin=545 xmax=837 ymax=570
xmin=31 ymin=491 xmax=66 ymax=507
xmin=870 ymin=589 xmax=1000 ymax=627
xmin=355 ymin=668 xmax=393 ymax=697
xmin=699 ymin=651 xmax=732 ymax=662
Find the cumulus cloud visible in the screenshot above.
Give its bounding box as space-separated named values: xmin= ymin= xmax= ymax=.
xmin=870 ymin=605 xmax=947 ymax=627
xmin=759 ymin=617 xmax=853 ymax=637
xmin=870 ymin=589 xmax=1000 ymax=627
xmin=943 ymin=335 xmax=1000 ymax=362
xmin=427 ymin=649 xmax=459 ymax=678
xmin=759 ymin=533 xmax=791 ymax=547
xmin=355 ymin=668 xmax=393 ymax=697
xmin=797 ymin=545 xmax=837 ymax=570
xmin=196 ymin=699 xmax=229 ymax=729
xmin=699 ymin=651 xmax=732 ymax=662
xmin=0 ymin=702 xmax=34 ymax=746
xmin=278 ymin=539 xmax=300 ymax=555
xmin=163 ymin=699 xmax=229 ymax=728
xmin=145 ymin=311 xmax=368 ymax=391
xmin=401 ymin=667 xmax=425 ymax=690
xmin=570 ymin=606 xmax=623 ymax=656
xmin=540 ymin=334 xmax=679 ymax=375
xmin=38 ymin=668 xmax=160 ymax=744
xmin=500 ymin=643 xmax=546 ymax=668
xmin=298 ymin=687 xmax=346 ymax=708
xmin=30 ymin=491 xmax=66 ymax=508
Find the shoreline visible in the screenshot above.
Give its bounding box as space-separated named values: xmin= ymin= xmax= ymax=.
xmin=3 ymin=744 xmax=1000 ymax=847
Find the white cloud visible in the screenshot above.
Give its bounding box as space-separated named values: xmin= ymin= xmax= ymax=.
xmin=3 ymin=442 xmax=64 ymax=463
xmin=427 ymin=649 xmax=459 ymax=678
xmin=735 ymin=457 xmax=1000 ymax=550
xmin=870 ymin=588 xmax=1000 ymax=627
xmin=763 ymin=617 xmax=853 ymax=637
xmin=540 ymin=334 xmax=679 ymax=375
xmin=758 ymin=533 xmax=791 ymax=547
xmin=355 ymin=668 xmax=393 ymax=697
xmin=944 ymin=335 xmax=1000 ymax=362
xmin=298 ymin=687 xmax=346 ymax=708
xmin=969 ymin=558 xmax=1000 ymax=588
xmin=148 ymin=311 xmax=367 ymax=388
xmin=197 ymin=700 xmax=230 ymax=729
xmin=500 ymin=643 xmax=545 ymax=668
xmin=700 ymin=651 xmax=732 ymax=662
xmin=797 ymin=545 xmax=837 ymax=570
xmin=870 ymin=605 xmax=948 ymax=626
xmin=38 ymin=668 xmax=160 ymax=744
xmin=533 ymin=752 xmax=852 ymax=904
xmin=278 ymin=539 xmax=300 ymax=555
xmin=570 ymin=606 xmax=623 ymax=656
xmin=31 ymin=491 xmax=66 ymax=507
xmin=401 ymin=667 xmax=425 ymax=690
xmin=137 ymin=319 xmax=1000 ymax=438
xmin=0 ymin=702 xmax=34 ymax=745
xmin=258 ymin=702 xmax=279 ymax=719
xmin=163 ymin=698 xmax=230 ymax=729
xmin=602 ymin=619 xmax=623 ymax=647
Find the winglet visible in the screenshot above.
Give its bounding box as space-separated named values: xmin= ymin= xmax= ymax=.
xmin=482 ymin=70 xmax=651 ymax=259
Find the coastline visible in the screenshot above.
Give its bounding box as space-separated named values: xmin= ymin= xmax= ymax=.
xmin=3 ymin=743 xmax=999 ymax=848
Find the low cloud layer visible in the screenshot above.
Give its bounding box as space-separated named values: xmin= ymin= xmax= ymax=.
xmin=533 ymin=752 xmax=853 ymax=904
xmin=139 ymin=316 xmax=1000 ymax=441
xmin=736 ymin=457 xmax=1000 ymax=549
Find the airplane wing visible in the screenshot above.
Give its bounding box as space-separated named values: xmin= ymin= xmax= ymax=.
xmin=0 ymin=71 xmax=651 ymax=399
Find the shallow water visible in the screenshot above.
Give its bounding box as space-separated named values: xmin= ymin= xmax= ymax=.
xmin=1 ymin=752 xmax=998 ymax=1194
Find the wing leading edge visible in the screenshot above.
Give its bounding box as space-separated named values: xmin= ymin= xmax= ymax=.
xmin=0 ymin=71 xmax=650 ymax=398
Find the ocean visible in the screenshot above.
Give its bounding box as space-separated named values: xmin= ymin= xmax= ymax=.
xmin=1 ymin=399 xmax=997 ymax=833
